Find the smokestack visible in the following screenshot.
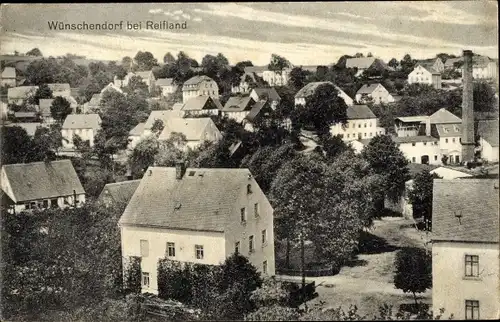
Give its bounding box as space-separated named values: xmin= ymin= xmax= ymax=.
xmin=175 ymin=161 xmax=186 ymax=180
xmin=461 ymin=50 xmax=475 ymax=163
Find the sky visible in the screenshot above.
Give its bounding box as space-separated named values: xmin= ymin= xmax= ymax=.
xmin=0 ymin=2 xmax=498 ymax=66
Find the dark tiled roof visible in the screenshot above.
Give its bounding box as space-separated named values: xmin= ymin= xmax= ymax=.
xmin=119 ymin=167 xmax=263 ymax=232
xmin=407 ymin=163 xmax=439 ymax=178
xmin=346 ymin=105 xmax=376 ymax=119
xmin=432 ymin=179 xmax=499 ymax=243
xmin=245 ymin=100 xmax=271 ymax=122
xmin=1 ymin=159 xmax=85 ymax=203
xmin=182 ymin=96 xmax=222 ymax=111
xmin=252 ymin=87 xmax=281 ymax=102
xmin=435 ymin=124 xmax=461 ymax=138
xmin=222 ymin=96 xmax=255 ymax=112
xmin=62 ymin=114 xmax=101 ymax=130
xmin=98 ymin=180 xmax=141 ymax=205
xmin=477 ymin=119 xmax=499 ymax=147
xmin=345 ymin=57 xmax=376 ymax=69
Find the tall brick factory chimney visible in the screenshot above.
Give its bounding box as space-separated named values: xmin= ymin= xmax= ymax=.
xmin=461 ymin=50 xmax=475 ymax=163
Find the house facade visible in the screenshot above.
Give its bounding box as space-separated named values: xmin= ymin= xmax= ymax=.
xmin=61 ymin=114 xmax=102 ymax=149
xmin=47 ymin=83 xmax=71 ymax=98
xmin=330 ymin=105 xmax=385 ymax=141
xmin=393 ymin=136 xmax=441 ymax=165
xmin=1 ymin=67 xmax=17 ymax=87
xmin=0 ymin=160 xmax=86 ymax=214
xmin=157 ymin=117 xmax=222 ymax=150
xmin=181 ymin=96 xmax=222 ymax=117
xmin=355 ymin=83 xmax=394 ymax=104
xmin=477 ymin=119 xmax=499 ymax=162
xmin=119 ymin=165 xmax=276 ymax=294
xmin=221 ymin=96 xmax=256 ymax=123
xmin=182 ymin=75 xmax=219 ymax=103
xmin=295 ymin=81 xmax=354 ymax=107
xmin=250 ymin=87 xmax=281 ymax=110
xmin=7 ymin=86 xmax=38 ymax=105
xmin=156 ymin=78 xmax=177 ymax=97
xmin=408 ymin=64 xmax=442 ymax=89
xmin=432 ymin=179 xmax=499 ymax=320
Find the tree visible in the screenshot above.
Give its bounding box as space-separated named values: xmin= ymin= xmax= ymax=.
xmin=361 ymin=135 xmax=410 ymax=210
xmin=408 ymin=170 xmax=437 ymax=226
xmin=400 ymin=54 xmax=416 ymax=75
xmin=288 ymin=67 xmax=308 ymax=90
xmin=29 ymin=84 xmax=53 ymax=105
xmin=128 ymin=135 xmax=160 ymax=178
xmin=26 ymin=48 xmax=43 ymax=56
xmin=394 ymin=247 xmax=432 ymax=306
xmin=473 ymin=81 xmax=497 ymax=113
xmin=50 ymin=96 xmax=72 ymax=123
xmin=292 ymin=82 xmax=348 ymax=136
xmin=367 ymin=52 xmax=373 ymax=57
xmin=268 ymin=54 xmax=290 ymax=72
xmin=163 ymin=52 xmax=176 ymax=64
xmin=388 ymin=58 xmax=399 ymax=69
xmin=121 ymin=56 xmax=134 ymax=71
xmin=154 ymin=132 xmax=188 ymax=167
xmin=355 ymin=52 xmax=364 ymax=58
xmin=134 ymin=51 xmax=158 ymax=71
xmin=1 ymin=126 xmax=35 ymax=164
xmin=319 ymin=134 xmax=352 ymax=160
xmin=33 ymin=124 xmax=63 ymax=155
xmin=215 ymin=253 xmax=262 ymax=320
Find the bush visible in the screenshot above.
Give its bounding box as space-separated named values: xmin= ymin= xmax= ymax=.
xmin=124 ymin=256 xmax=141 ymax=294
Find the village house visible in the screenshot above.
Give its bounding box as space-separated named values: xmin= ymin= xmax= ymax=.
xmin=157 ymin=117 xmax=222 ymax=150
xmin=416 ymin=57 xmax=445 ymax=73
xmin=393 ymin=136 xmax=441 ymax=165
xmin=128 ymin=123 xmax=146 ymax=150
xmin=249 ymin=87 xmax=281 ymax=110
xmin=242 ymin=100 xmax=274 ymax=132
xmin=243 ymin=66 xmax=291 ymax=87
xmin=355 ymin=83 xmax=395 ymax=104
xmin=7 ymin=85 xmax=38 ymax=105
xmin=407 ymin=64 xmax=442 ymax=89
xmin=330 ymin=105 xmax=385 ymax=141
xmin=0 ymin=159 xmax=86 ymax=214
xmin=477 ymin=119 xmax=499 ymax=162
xmin=1 ymin=67 xmax=17 ymax=87
xmin=231 ymin=72 xmax=259 ymax=94
xmin=61 ymin=113 xmax=101 ymax=149
xmin=394 ymin=116 xmax=429 ymax=137
xmin=97 ymin=180 xmax=141 ymax=208
xmin=83 ymin=94 xmax=102 ymax=113
xmin=182 ymin=75 xmax=219 ymax=103
xmin=181 ymin=95 xmax=222 ymax=117
xmin=37 ymin=99 xmax=56 ymax=124
xmin=345 ymin=57 xmax=390 ymax=77
xmin=221 ymin=96 xmax=258 ymax=123
xmin=295 ymin=81 xmax=354 ymax=107
xmin=432 ymin=179 xmax=499 ymax=320
xmin=156 ymin=78 xmax=177 ymax=97
xmin=444 ymin=55 xmax=498 ymax=80
xmin=115 ymin=71 xmax=156 ymax=93
xmin=118 ymin=164 xmax=275 ymax=294
xmin=101 ymin=82 xmax=124 ymax=95
xmin=141 ymin=110 xmax=184 ymax=137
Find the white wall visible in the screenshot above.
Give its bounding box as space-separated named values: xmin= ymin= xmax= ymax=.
xmin=439 ymin=137 xmax=462 ymax=164
xmin=121 ymin=225 xmax=226 ymax=294
xmin=432 ymin=242 xmax=500 ymax=320
xmin=223 ymin=111 xmax=250 ymax=123
xmin=330 ymin=118 xmax=384 ymax=141
xmin=480 ymin=138 xmax=499 ymax=162
xmin=408 ymin=66 xmax=433 ymax=86
xmin=61 ymin=128 xmax=96 ymax=148
xmin=398 ymin=141 xmax=441 ymax=164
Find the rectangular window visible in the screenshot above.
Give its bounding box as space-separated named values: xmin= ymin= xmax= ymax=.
xmin=249 ymin=235 xmax=255 ymax=253
xmin=50 ymin=198 xmax=58 ymax=208
xmin=465 ymin=255 xmax=479 ymax=277
xmin=452 ymin=138 xmax=456 ymax=143
xmin=261 ymin=229 xmax=267 ymax=245
xmin=412 ymin=143 xmax=416 ymax=146
xmin=235 ymin=241 xmax=240 ymax=254
xmin=364 ymin=133 xmax=367 ymax=137
xmin=358 ymin=124 xmax=361 ymax=128
xmin=254 ymin=203 xmax=259 ymax=217
xmin=263 ymin=260 xmax=268 ymax=274
xmin=369 ymin=132 xmax=372 ymax=137
xmin=364 ymin=123 xmax=367 ymax=128
xmin=455 ymin=155 xmax=460 ymax=164
xmin=30 ymin=201 xmax=37 ymax=209
xmin=347 ymin=134 xmax=350 ymax=138
xmin=240 ymin=207 xmax=247 ymax=223
xmin=465 ymin=300 xmax=479 ymax=320
xmin=195 ymin=245 xmax=204 ymax=259
xmin=434 ymin=155 xmax=438 ymax=161
xmin=167 ymin=242 xmax=175 ymax=257
xmin=43 ymin=199 xmax=49 ymax=208
xmin=140 ymin=240 xmax=149 ymax=257
xmin=142 ymin=272 xmax=150 ymax=288
xmin=445 ymin=138 xmax=449 ymax=143
xmin=412 ymin=157 xmax=416 ymax=163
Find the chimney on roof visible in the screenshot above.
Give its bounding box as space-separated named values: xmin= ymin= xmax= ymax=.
xmin=461 ymin=50 xmax=475 ymax=163
xmin=175 ymin=160 xmax=186 ymax=180
xmin=425 ymin=116 xmax=431 ymax=136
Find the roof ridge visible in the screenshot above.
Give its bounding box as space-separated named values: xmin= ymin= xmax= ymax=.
xmin=105 ymin=180 xmax=141 ymax=187
xmin=3 ymin=159 xmax=69 ymax=167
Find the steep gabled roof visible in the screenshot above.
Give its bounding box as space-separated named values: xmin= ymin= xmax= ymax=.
xmin=245 ymin=100 xmax=272 ymax=122
xmin=252 ymin=87 xmax=281 ymax=102
xmin=158 ymin=118 xmax=218 ymax=142
xmin=129 ymin=122 xmax=145 ymax=136
xmin=144 ymin=110 xmax=183 ymax=130
xmin=222 ymin=96 xmax=255 ymax=112
xmin=156 ymin=78 xmax=174 ymax=86
xmin=98 ymin=180 xmax=141 ymax=205
xmin=62 ymin=114 xmax=101 ymax=130
xmin=435 ymin=124 xmax=462 ymax=137
xmin=346 ymin=105 xmax=376 ymax=119
xmin=356 ymin=83 xmax=385 ymax=95
xmin=1 ymin=67 xmax=16 ymax=78
xmin=181 ymin=96 xmax=222 ymax=111
xmin=1 ymin=160 xmax=85 ymax=203
xmin=345 ymin=57 xmax=376 ymax=69
xmin=295 ymin=81 xmax=332 ymax=98
xmin=119 ymin=167 xmax=262 ymax=232
xmin=432 ymin=179 xmax=499 ymax=243
xmin=415 ymin=63 xmax=440 ymax=75
xmin=429 ymin=108 xmax=461 ymax=124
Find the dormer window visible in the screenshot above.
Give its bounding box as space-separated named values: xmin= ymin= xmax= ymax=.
xmin=247 ymin=184 xmax=252 ymax=194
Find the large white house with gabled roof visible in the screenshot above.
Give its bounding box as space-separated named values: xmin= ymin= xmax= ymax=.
xmin=0 ymin=160 xmax=85 ymax=214
xmin=330 ymin=105 xmax=385 ymax=141
xmin=182 ymin=75 xmax=219 ymax=103
xmin=118 ymin=164 xmax=275 ymax=294
xmin=61 ymin=113 xmax=101 ymax=149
